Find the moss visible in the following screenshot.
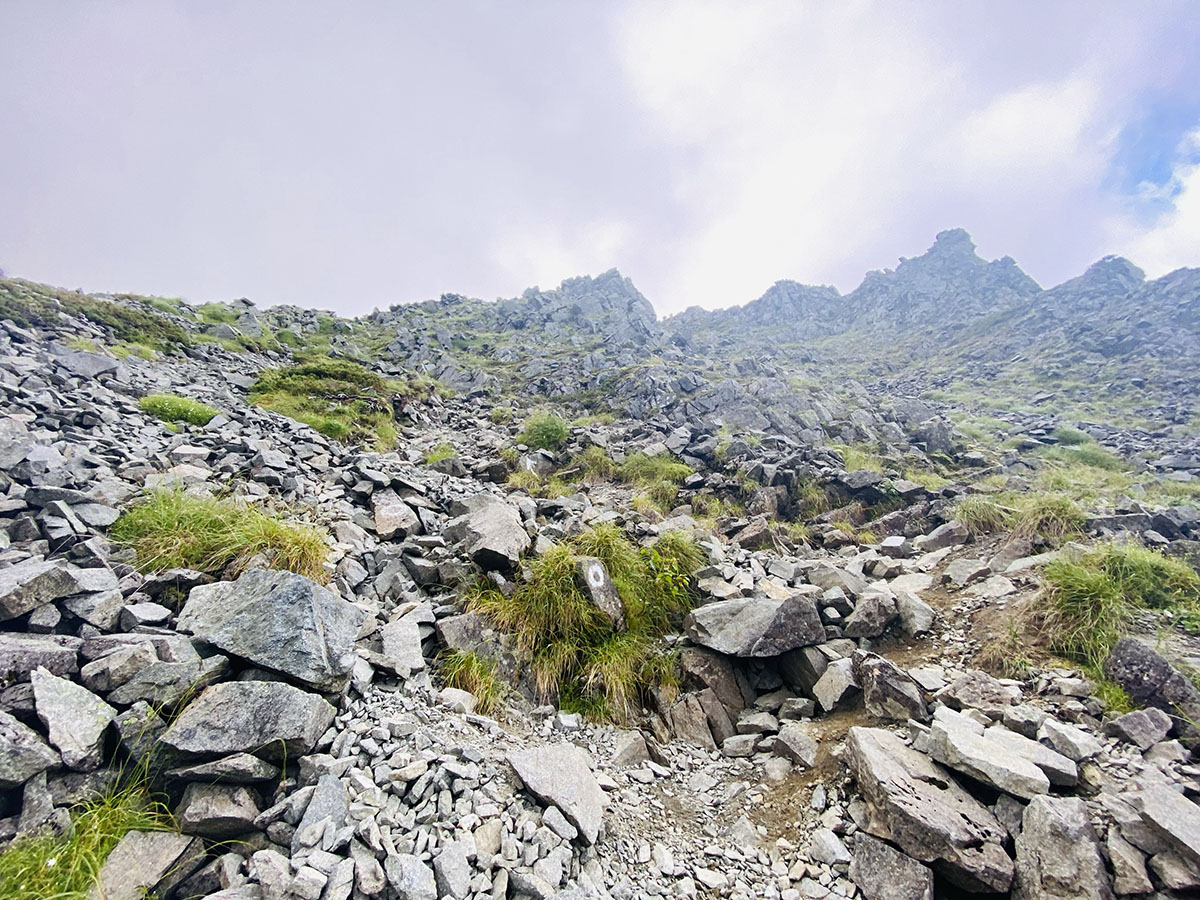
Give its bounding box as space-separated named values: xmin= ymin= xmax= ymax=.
xmin=110 ymin=489 xmax=328 ymax=581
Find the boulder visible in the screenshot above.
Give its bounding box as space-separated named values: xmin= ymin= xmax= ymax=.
xmin=679 ymin=647 xmax=747 ymax=720
xmin=160 ymin=680 xmax=335 ymax=762
xmin=1138 ymin=785 xmax=1200 ymax=868
xmin=0 ymin=632 xmax=81 ymax=681
xmin=912 ymin=521 xmax=968 ymax=553
xmin=0 ymin=708 xmax=60 ymax=789
xmin=508 ymin=744 xmax=604 ymax=845
xmin=371 ymin=489 xmax=421 ymax=540
xmin=854 ymin=652 xmax=927 ymax=722
xmin=434 ymin=840 xmax=472 ymax=900
xmin=0 ymin=557 xmax=79 ymax=621
xmin=1037 ymin=718 xmax=1102 ymax=762
xmin=574 ymin=557 xmax=625 ymax=629
xmin=177 ymin=783 xmax=260 ymax=839
xmin=178 ymin=569 xmax=365 ymax=691
xmin=1104 ymin=707 xmax=1173 ymax=750
xmin=443 ymin=494 xmax=530 ymax=570
xmin=683 ymin=590 xmax=824 ymax=657
xmin=935 ymin=669 xmax=1019 ymax=718
xmin=843 ymin=588 xmax=898 ymax=638
xmin=384 ymin=854 xmax=437 ymax=900
xmin=1013 ymin=796 xmax=1113 ymax=900
xmin=845 ymin=726 xmax=1013 ymax=893
xmin=774 ymin=722 xmax=818 ymax=768
xmin=31 ymin=666 xmax=116 ymax=771
xmin=379 ymin=615 xmax=426 ymax=678
xmin=849 ymin=833 xmax=934 ymax=900
xmin=88 ymin=830 xmax=205 ymax=900
xmin=928 ymin=710 xmax=1050 ymax=800
xmin=292 ymin=773 xmax=347 ymax=855
xmin=1104 ymin=637 xmax=1200 ymax=743
xmin=813 ymin=658 xmax=860 ymax=713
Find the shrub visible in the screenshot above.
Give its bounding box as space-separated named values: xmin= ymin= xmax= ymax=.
xmin=249 ymin=355 xmax=398 ymax=449
xmin=0 ymin=781 xmax=173 ymax=900
xmin=438 ymin=650 xmax=506 ymax=715
xmin=110 ymin=489 xmax=328 ymax=581
xmin=425 ymin=442 xmax=456 ymax=464
xmin=466 ymin=524 xmax=704 ymax=719
xmin=517 ymin=412 xmax=569 ymax=451
xmin=138 ymin=394 xmax=218 ymax=427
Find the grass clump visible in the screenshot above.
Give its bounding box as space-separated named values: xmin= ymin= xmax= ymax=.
xmin=0 ymin=783 xmax=173 ymax=900
xmin=438 ymin=650 xmax=506 ymax=715
xmin=833 ymin=443 xmax=884 ymax=473
xmin=490 ymin=406 xmax=513 ymax=425
xmin=1050 ymin=425 xmax=1092 ymax=446
xmin=138 ymin=393 xmax=218 ymax=427
xmin=617 ymin=453 xmax=694 ymax=513
xmin=249 ymin=355 xmax=399 ymax=449
xmin=425 ymin=442 xmax=456 ymax=464
xmin=110 ymin=489 xmax=328 ymax=581
xmin=953 ymin=495 xmax=1016 ymax=536
xmin=953 ymin=491 xmax=1086 ymax=544
xmin=466 ymin=524 xmax=704 ymax=719
xmin=1043 ymin=543 xmax=1200 ymax=672
xmin=571 ymin=446 xmax=617 ymax=481
xmin=517 ymin=412 xmax=569 ymax=451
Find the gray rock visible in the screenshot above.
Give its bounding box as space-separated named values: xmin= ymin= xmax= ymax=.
xmin=292 ymin=774 xmax=347 ymax=855
xmin=371 ymin=489 xmax=421 ymax=540
xmin=880 ymin=535 xmax=913 ymax=559
xmin=378 ymin=615 xmax=426 ymax=678
xmin=928 ymin=710 xmax=1050 ymax=799
xmin=683 ymin=590 xmax=824 ymax=657
xmin=813 ymin=658 xmax=860 ymax=713
xmin=384 ymin=853 xmax=437 ymax=900
xmin=105 ymin=655 xmax=230 ymax=708
xmin=1037 ymin=718 xmax=1102 ymax=762
xmin=846 ymin=726 xmax=1013 ymax=893
xmin=855 ymin=652 xmax=927 ymax=722
xmin=161 ymin=680 xmax=335 ymax=762
xmin=912 ymin=521 xmax=969 ymax=552
xmin=80 ymin=643 xmax=158 ymax=693
xmin=52 ymin=345 xmax=119 ymax=378
xmin=575 ymin=557 xmax=625 ymax=629
xmin=1013 ymin=796 xmax=1113 ymax=900
xmin=87 ymin=830 xmax=205 ymax=900
xmin=178 ymin=569 xmax=365 ymax=691
xmin=849 ymin=832 xmax=934 ymax=900
xmin=843 ymin=588 xmax=898 ymax=639
xmin=166 ymin=753 xmax=280 ymax=784
xmin=0 ymin=708 xmax=60 ymax=789
xmin=508 ymin=744 xmax=604 ymax=845
xmin=1104 ymin=636 xmax=1200 ymax=743
xmin=434 ymin=840 xmax=472 ymax=900
xmin=1138 ymin=785 xmax=1200 ymax=868
xmin=611 ymin=731 xmax=651 ymax=768
xmin=443 ymin=494 xmax=530 ymax=570
xmin=176 ymin=783 xmax=260 ymax=839
xmin=942 ymin=558 xmax=990 ymax=588
xmin=895 ymin=590 xmax=935 ymax=636
xmin=31 ymin=666 xmax=116 ymax=771
xmin=0 ymin=632 xmax=80 ymax=681
xmin=670 ymin=694 xmax=716 ymax=750
xmin=810 ymin=827 xmax=851 ymax=866
xmin=0 ymin=557 xmax=79 ymax=621
xmin=774 ymin=722 xmax=818 ymax=767
xmin=1104 ymin=707 xmax=1173 ymax=750
xmin=935 ymin=669 xmax=1019 ymax=718
xmin=984 ymin=725 xmax=1079 ymax=787
xmin=1106 ymin=828 xmax=1153 ymax=896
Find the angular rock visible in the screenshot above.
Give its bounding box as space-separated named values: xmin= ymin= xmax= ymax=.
xmin=1138 ymin=785 xmax=1200 ymax=868
xmin=935 ymin=669 xmax=1019 ymax=718
xmin=292 ymin=773 xmax=347 ymax=855
xmin=913 ymin=521 xmax=969 ymax=553
xmin=508 ymin=744 xmax=604 ymax=845
xmin=1104 ymin=636 xmax=1200 ymax=742
xmin=176 ymin=782 xmax=261 ymax=839
xmin=669 ymin=694 xmax=716 ymax=750
xmin=434 ymin=840 xmax=472 ymax=900
xmin=844 ymin=588 xmax=898 ymax=639
xmin=166 ymin=753 xmax=281 ymax=784
xmin=0 ymin=557 xmax=79 ymax=621
xmin=1037 ymin=718 xmax=1102 ymax=762
xmin=683 ymin=589 xmax=824 ymax=657
xmin=378 ymin=615 xmax=425 ymax=678
xmin=574 ymin=557 xmax=625 ymax=630
xmin=846 ymin=726 xmax=1013 ymax=893
xmin=88 ymin=829 xmax=205 ymax=900
xmin=443 ymin=494 xmax=530 ymax=570
xmin=984 ymin=725 xmax=1079 ymax=788
xmin=928 ymin=710 xmax=1049 ymax=799
xmin=895 ymin=589 xmax=935 ymax=636
xmin=371 ymin=489 xmax=421 ymax=540
xmin=1013 ymin=796 xmax=1113 ymax=900
xmin=1106 ymin=828 xmax=1153 ymax=896
xmin=178 ymin=569 xmax=365 ymax=691
xmin=850 ymin=833 xmax=934 ymax=900
xmin=0 ymin=708 xmax=60 ymax=789
xmin=774 ymin=722 xmax=818 ymax=768
xmin=80 ymin=643 xmax=158 ymax=694
xmin=854 ymin=652 xmax=927 ymax=722
xmin=0 ymin=632 xmax=80 ymax=681
xmin=161 ymin=680 xmax=335 ymax=762
xmin=32 ymin=666 xmax=116 ymax=771
xmin=813 ymin=658 xmax=860 ymax=713
xmin=105 ymin=655 xmax=230 ymax=708
xmin=1104 ymin=707 xmax=1173 ymax=750
xmin=384 ymin=853 xmax=437 ymax=900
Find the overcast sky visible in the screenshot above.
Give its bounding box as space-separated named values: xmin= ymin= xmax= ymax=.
xmin=2 ymin=1 xmax=1199 ymax=317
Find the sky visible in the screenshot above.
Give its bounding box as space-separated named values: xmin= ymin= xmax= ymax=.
xmin=1 ymin=1 xmax=1199 ymax=317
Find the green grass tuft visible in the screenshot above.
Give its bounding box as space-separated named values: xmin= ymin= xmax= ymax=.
xmin=110 ymin=489 xmax=328 ymax=581
xmin=517 ymin=412 xmax=569 ymax=451
xmin=617 ymin=453 xmax=694 ymax=512
xmin=438 ymin=650 xmax=506 ymax=716
xmin=0 ymin=783 xmax=173 ymax=900
xmin=1050 ymin=425 xmax=1092 ymax=446
xmin=138 ymin=393 xmax=218 ymax=427
xmin=425 ymin=442 xmax=456 ymax=464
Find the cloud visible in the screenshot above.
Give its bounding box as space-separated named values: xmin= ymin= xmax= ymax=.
xmin=1112 ymin=126 xmax=1200 ymax=276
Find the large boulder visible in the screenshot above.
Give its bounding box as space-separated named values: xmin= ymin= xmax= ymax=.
xmin=508 ymin=744 xmax=604 ymax=845
xmin=854 ymin=652 xmax=927 ymax=722
xmin=443 ymin=494 xmax=530 ymax=571
xmin=1104 ymin=637 xmax=1200 ymax=743
xmin=849 ymin=833 xmax=934 ymax=900
xmin=160 ymin=681 xmax=335 ymax=762
xmin=683 ymin=589 xmax=824 ymax=657
xmin=1013 ymin=796 xmax=1113 ymax=900
xmin=845 ymin=726 xmax=1013 ymax=893
xmin=178 ymin=569 xmax=365 ymax=691
xmin=927 ymin=709 xmax=1050 ymax=800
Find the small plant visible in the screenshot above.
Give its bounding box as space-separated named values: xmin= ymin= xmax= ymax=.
xmin=425 ymin=442 xmax=456 ymax=465
xmin=517 ymin=412 xmax=569 ymax=451
xmin=1012 ymin=494 xmax=1086 ymax=543
xmin=0 ymin=781 xmax=173 ymax=900
xmin=110 ymin=489 xmax=328 ymax=581
xmin=572 ymin=446 xmax=616 ymax=481
xmin=953 ymin=495 xmax=1014 ymax=536
xmin=834 ymin=443 xmax=885 ymax=473
xmin=438 ymin=650 xmax=506 ymax=715
xmin=1050 ymin=425 xmax=1091 ymax=446
xmin=138 ymin=394 xmax=219 ymax=427
xmin=490 ymin=406 xmax=513 ymax=425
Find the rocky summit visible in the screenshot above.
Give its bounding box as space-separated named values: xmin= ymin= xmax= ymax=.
xmin=2 ymin=230 xmax=1200 ymax=900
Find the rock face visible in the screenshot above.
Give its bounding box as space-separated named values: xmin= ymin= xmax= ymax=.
xmin=683 ymin=591 xmax=824 ymax=657
xmin=845 ymin=726 xmax=1013 ymax=893
xmin=443 ymin=494 xmax=530 ymax=570
xmin=508 ymin=744 xmax=604 ymax=845
xmin=1012 ymin=796 xmax=1114 ymax=900
xmin=160 ymin=680 xmax=335 ymax=761
xmin=178 ymin=569 xmax=366 ymax=691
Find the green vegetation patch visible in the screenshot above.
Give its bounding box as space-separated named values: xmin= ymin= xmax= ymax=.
xmin=1043 ymin=542 xmax=1200 ymax=679
xmin=517 ymin=412 xmax=569 ymax=451
xmin=139 ymin=393 xmax=219 ymax=427
xmin=952 ymin=491 xmax=1086 ymax=544
xmin=617 ymin=452 xmax=694 ymax=513
xmin=110 ymin=489 xmax=328 ymax=581
xmin=425 ymin=442 xmax=457 ymax=465
xmin=466 ymin=524 xmax=704 ymax=719
xmin=249 ymin=355 xmax=400 ymax=449
xmin=0 ymin=783 xmax=173 ymax=900
xmin=438 ymin=650 xmax=506 ymax=716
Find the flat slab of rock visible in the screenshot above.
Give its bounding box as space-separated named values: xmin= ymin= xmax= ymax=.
xmin=31 ymin=666 xmax=116 ymax=771
xmin=385 ymin=853 xmax=437 ymax=900
xmin=508 ymin=744 xmax=604 ymax=845
xmin=0 ymin=557 xmax=80 ymax=621
xmin=928 ymin=710 xmax=1050 ymax=800
xmin=850 ymin=832 xmax=933 ymax=900
xmin=178 ymin=568 xmax=365 ymax=691
xmin=160 ymin=680 xmax=335 ymax=762
xmin=846 ymin=726 xmax=1013 ymax=893
xmin=0 ymin=708 xmax=60 ymax=789
xmin=0 ymin=632 xmax=81 ymax=681
xmin=1139 ymin=785 xmax=1200 ymax=868
xmin=683 ymin=589 xmax=824 ymax=657
xmin=88 ymin=829 xmax=205 ymax=900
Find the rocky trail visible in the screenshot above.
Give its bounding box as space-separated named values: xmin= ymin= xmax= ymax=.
xmin=3 ymin=255 xmax=1200 ymax=900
